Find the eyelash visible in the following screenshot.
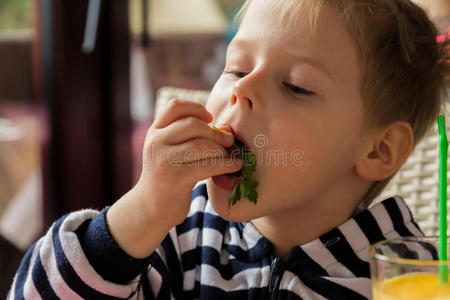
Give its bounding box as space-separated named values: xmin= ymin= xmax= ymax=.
xmin=283 ymin=83 xmax=315 ymax=96
xmin=225 ymin=71 xmax=247 ymax=78
xmin=224 ymin=71 xmax=315 ymax=96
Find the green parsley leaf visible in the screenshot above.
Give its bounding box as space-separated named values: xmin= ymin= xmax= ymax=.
xmin=211 ymin=126 xmax=259 ymax=211
xmin=226 ymin=138 xmax=259 ymax=211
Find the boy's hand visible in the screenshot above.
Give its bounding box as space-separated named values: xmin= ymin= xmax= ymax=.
xmin=107 ymin=99 xmax=242 ymax=258
xmin=138 ymin=98 xmax=242 ymax=227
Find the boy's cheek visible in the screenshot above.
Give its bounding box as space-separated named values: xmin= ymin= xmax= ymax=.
xmin=206 ymin=84 xmax=232 ymax=117
xmin=205 ymin=100 xmax=224 ymax=122
xmin=210 ymin=76 xmax=234 ymax=100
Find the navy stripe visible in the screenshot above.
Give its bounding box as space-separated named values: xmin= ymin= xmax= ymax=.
xmin=203 ymin=212 xmax=228 ymax=232
xmin=14 ymin=242 xmax=37 ymax=300
xmin=199 ymin=285 xmax=269 ymax=300
xmin=177 ymin=211 xmax=205 ymax=235
xmin=177 ymin=211 xmax=227 ymax=236
xmin=182 ymin=246 xmax=269 ymax=280
xmin=178 ymin=214 xmax=272 ymax=262
xmin=179 ymin=215 xmax=272 ymax=262
xmin=383 ymin=198 xmax=415 ymax=237
xmin=161 ymin=234 xmax=184 ymax=299
xmin=418 ymin=241 xmax=439 ymax=260
xmin=385 ymin=238 xmax=437 ymax=261
xmin=388 ymin=242 xmax=419 ymax=260
xmin=290 ymin=246 xmax=329 ymax=277
xmin=353 ymin=210 xmax=386 ymax=245
xmin=230 ymin=221 xmax=245 ymax=239
xmin=278 ymin=289 xmax=303 ymax=299
xmin=290 ymin=248 xmax=366 ymax=299
xmin=183 ymin=280 xmax=200 ymax=299
xmin=225 ymin=238 xmax=273 ymax=262
xmin=51 ymin=216 xmax=125 ymax=300
xmin=140 ymin=269 xmax=155 ymax=300
xmin=189 ymin=183 xmax=245 ymax=238
xmin=149 ymin=252 xmax=172 ymax=300
xmin=192 ymin=182 xmax=208 ymax=200
xmin=181 ymin=246 xmax=201 ymax=271
xmin=214 ymin=248 xmax=270 ymax=279
xmin=319 ymin=229 xmax=370 ymax=277
xmin=31 ymin=255 xmax=59 ymax=299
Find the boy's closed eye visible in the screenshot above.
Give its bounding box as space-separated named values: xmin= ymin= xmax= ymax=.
xmin=224 ymin=70 xmax=248 ymax=79
xmin=223 ymin=70 xmax=315 ymax=96
xmin=283 ymin=82 xmax=315 ymax=96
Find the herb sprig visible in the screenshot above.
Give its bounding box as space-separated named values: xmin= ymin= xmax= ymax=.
xmin=212 ymin=126 xmax=259 ymax=211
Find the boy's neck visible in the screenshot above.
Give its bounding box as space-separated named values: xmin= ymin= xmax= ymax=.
xmin=251 ymin=183 xmax=370 ymax=260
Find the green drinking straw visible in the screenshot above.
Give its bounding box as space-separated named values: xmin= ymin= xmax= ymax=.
xmin=438 ymin=115 xmax=449 ymax=283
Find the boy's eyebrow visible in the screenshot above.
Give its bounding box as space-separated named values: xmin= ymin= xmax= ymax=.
xmin=229 ymin=39 xmax=335 ymax=82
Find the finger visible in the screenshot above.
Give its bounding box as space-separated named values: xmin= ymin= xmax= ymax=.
xmin=163 ymin=118 xmax=234 ymax=147
xmin=166 ymin=138 xmax=229 ymax=165
xmin=152 ymin=99 xmax=212 ymax=129
xmin=186 ymin=157 xmax=243 ymax=182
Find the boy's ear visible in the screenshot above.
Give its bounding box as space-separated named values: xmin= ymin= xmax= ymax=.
xmin=355 ymin=121 xmax=414 ymax=181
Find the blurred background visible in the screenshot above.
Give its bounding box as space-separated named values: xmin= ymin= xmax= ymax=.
xmin=0 ymin=0 xmax=448 ymax=297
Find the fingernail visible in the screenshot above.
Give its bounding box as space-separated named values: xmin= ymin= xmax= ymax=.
xmin=218 ymin=124 xmax=231 ymax=132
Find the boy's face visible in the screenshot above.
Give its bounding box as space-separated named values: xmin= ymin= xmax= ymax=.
xmin=206 ymin=0 xmax=367 ymax=221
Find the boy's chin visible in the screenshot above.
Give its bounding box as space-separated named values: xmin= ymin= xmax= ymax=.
xmin=206 ymin=178 xmax=259 ymax=222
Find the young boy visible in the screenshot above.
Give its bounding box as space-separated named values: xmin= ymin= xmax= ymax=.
xmin=9 ymin=0 xmax=449 ymax=299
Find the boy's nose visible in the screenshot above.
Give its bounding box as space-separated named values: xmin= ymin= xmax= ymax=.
xmin=230 ymin=68 xmax=267 ymax=112
xmin=231 ymin=82 xmax=254 ymax=111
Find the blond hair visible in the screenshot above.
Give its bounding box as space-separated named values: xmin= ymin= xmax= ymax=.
xmin=236 ymin=0 xmax=450 ymax=205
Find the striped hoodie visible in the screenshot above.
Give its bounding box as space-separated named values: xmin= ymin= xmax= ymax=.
xmin=8 ymin=180 xmax=423 ymax=299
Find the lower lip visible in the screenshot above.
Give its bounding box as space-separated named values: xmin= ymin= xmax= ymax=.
xmin=212 ymin=174 xmax=241 ymax=190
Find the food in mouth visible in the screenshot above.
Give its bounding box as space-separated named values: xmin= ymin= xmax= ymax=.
xmin=211 ymin=126 xmax=259 ymax=211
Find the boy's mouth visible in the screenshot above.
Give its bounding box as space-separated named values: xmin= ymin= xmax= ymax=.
xmin=212 ymin=172 xmax=242 ymax=190
xmin=211 ymin=130 xmax=259 ymax=207
xmin=225 ymin=170 xmax=242 ymax=177
xmin=225 ymin=136 xmax=249 ymax=173
xmin=212 ymin=136 xmax=247 ymax=190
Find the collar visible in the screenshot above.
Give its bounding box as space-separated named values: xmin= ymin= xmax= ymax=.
xmin=225 ymin=195 xmax=423 ymax=269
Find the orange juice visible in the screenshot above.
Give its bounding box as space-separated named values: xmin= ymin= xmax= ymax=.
xmin=373 ymin=273 xmax=450 ymax=300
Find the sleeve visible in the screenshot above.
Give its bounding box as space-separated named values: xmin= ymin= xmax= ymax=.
xmin=7 ymin=208 xmax=154 ymax=299
xmin=7 ymin=181 xmax=208 ymax=300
